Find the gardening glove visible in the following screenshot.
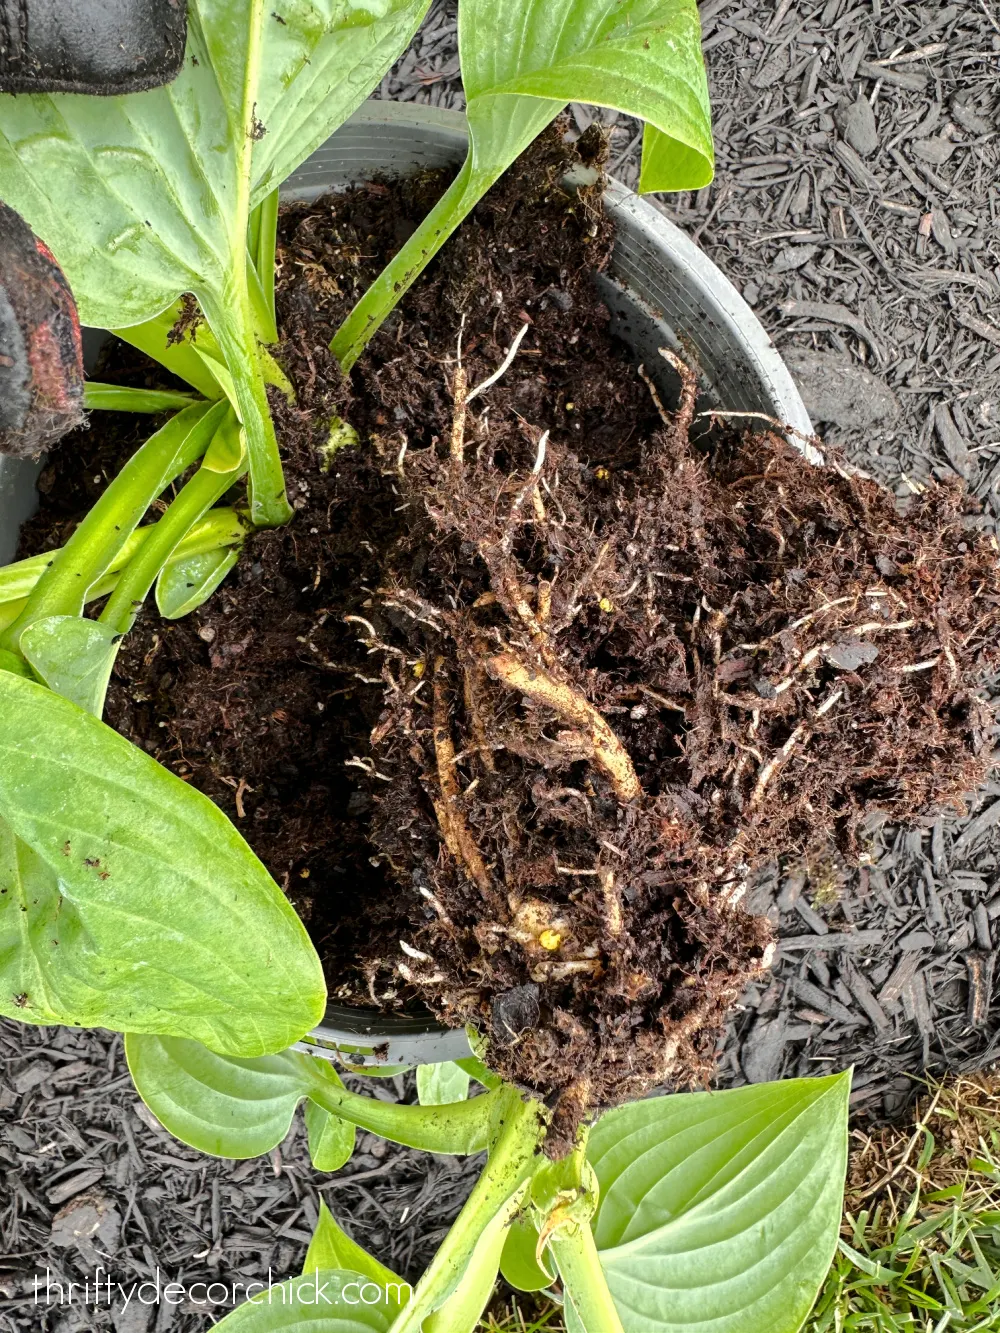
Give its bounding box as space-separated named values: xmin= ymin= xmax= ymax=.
xmin=0 ymin=0 xmax=187 ymax=95
xmin=0 ymin=0 xmax=189 ymax=453
xmin=0 ymin=199 xmax=83 ymax=457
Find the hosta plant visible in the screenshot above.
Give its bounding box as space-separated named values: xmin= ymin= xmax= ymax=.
xmin=125 ymin=1037 xmax=850 ymax=1333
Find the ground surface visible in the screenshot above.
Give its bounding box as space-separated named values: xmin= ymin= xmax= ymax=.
xmin=3 ymin=2 xmax=1000 ymax=1327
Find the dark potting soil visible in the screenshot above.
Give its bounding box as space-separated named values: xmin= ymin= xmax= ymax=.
xmin=20 ymin=128 xmax=1000 ymax=1147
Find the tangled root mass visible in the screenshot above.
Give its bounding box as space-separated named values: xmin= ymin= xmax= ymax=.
xmin=352 ymin=357 xmax=999 ymax=1150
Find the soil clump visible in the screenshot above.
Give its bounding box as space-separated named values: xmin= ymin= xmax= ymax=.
xmin=20 ymin=128 xmax=998 ymax=1148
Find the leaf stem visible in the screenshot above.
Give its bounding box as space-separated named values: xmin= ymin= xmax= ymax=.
xmin=0 ymin=509 xmax=245 ymax=629
xmin=0 ymin=402 xmax=216 ymax=652
xmin=305 ymin=1078 xmax=495 ymax=1157
xmin=390 ymin=1087 xmax=545 ymax=1333
xmin=84 ymin=384 xmax=202 ymax=414
xmin=549 ymin=1222 xmax=625 ymax=1333
xmin=100 ymin=428 xmax=245 ymax=634
xmin=456 ymin=1055 xmax=503 ymax=1091
xmin=330 ymin=97 xmax=555 ymax=373
xmin=201 ymin=287 xmax=292 ymax=529
xmin=247 ymin=188 xmax=279 ymax=344
xmin=330 ymin=157 xmax=486 ymax=372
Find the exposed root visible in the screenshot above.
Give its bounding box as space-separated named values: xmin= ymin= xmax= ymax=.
xmin=449 ymin=363 xmax=468 ymax=464
xmin=466 ymin=321 xmax=531 ymax=405
xmin=462 ymin=665 xmax=496 ymax=772
xmin=599 ymin=867 xmax=623 ymax=937
xmin=482 ymin=649 xmax=642 ymax=803
xmin=658 ymin=347 xmax=698 ymax=434
xmin=748 ymin=722 xmax=811 ymax=809
xmin=694 ymin=407 xmax=824 ymax=465
xmin=637 ymin=362 xmax=670 ymax=428
xmin=431 ymin=664 xmax=496 ymax=905
xmin=354 ymin=404 xmax=998 ymax=1141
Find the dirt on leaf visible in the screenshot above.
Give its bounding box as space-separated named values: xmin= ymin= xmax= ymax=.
xmin=75 ymin=126 xmax=1000 ymax=1150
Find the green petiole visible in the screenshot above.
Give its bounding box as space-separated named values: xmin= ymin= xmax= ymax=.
xmin=387 ymin=1086 xmax=545 ymax=1333
xmin=247 ymin=188 xmax=279 ymax=345
xmin=0 ymin=402 xmax=221 ymax=652
xmin=200 ymin=287 xmax=293 ymax=530
xmin=305 ymin=1074 xmax=495 ymax=1158
xmin=0 ymin=509 xmax=245 ymax=634
xmin=330 ymin=155 xmax=498 ymax=373
xmin=84 ymin=383 xmax=203 ymax=414
xmin=100 ymin=409 xmax=246 ymax=636
xmin=550 ymin=1224 xmax=625 ymax=1333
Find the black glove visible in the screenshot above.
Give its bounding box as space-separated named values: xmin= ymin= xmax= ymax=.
xmin=0 ymin=0 xmax=187 ymax=96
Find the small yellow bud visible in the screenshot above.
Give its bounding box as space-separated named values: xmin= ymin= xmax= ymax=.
xmin=598 ymin=597 xmax=614 ymax=613
xmin=300 ymin=868 xmax=311 ymax=879
xmin=538 ymin=928 xmax=562 ymax=951
xmin=412 ymin=660 xmax=426 ymax=679
xmin=594 ymin=466 xmax=609 ymax=481
xmin=565 ymin=401 xmax=575 ymax=412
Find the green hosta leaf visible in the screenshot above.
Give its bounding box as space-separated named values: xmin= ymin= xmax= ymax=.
xmin=332 ymin=0 xmax=712 ymax=369
xmin=0 ymin=0 xmax=432 ymax=329
xmin=461 ymin=0 xmax=713 ymax=190
xmin=0 ymin=0 xmax=431 ymax=524
xmin=156 ymin=547 xmax=241 ymax=620
xmin=416 ymin=1062 xmax=471 ymax=1106
xmin=126 ymin=1032 xmax=340 ymax=1159
xmin=125 ymin=1033 xmax=493 ymax=1159
xmin=0 ymin=674 xmax=324 ymax=1052
xmin=19 ymin=617 xmax=122 ymax=718
xmin=639 ymin=121 xmax=716 ymax=194
xmin=305 ymin=1098 xmax=356 ymax=1173
xmin=212 ymin=1272 xmax=396 ymax=1330
xmin=587 ymin=1073 xmax=851 ymax=1333
xmin=84 ymin=384 xmax=202 ymax=413
xmin=304 ymin=1202 xmax=405 ymax=1299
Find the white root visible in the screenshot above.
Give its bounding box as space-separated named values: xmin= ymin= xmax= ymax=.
xmin=815 ymin=688 xmax=844 ymax=718
xmin=466 ymin=322 xmax=531 ymax=404
xmin=748 ymin=686 xmax=844 ymax=807
xmin=637 ymin=363 xmax=670 ymax=427
xmin=418 ymin=884 xmax=453 ymax=924
xmin=692 ymin=406 xmax=824 ymax=465
xmin=749 ymin=722 xmax=810 ymax=809
xmin=344 ymin=614 xmax=379 ymax=640
xmin=503 ymin=431 xmax=550 ymax=549
xmin=399 ymin=940 xmax=434 ymax=962
xmin=345 ymin=755 xmax=393 ymax=781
